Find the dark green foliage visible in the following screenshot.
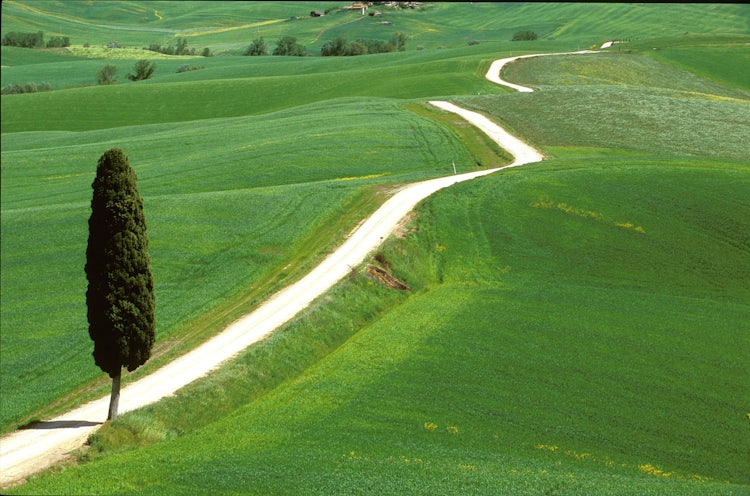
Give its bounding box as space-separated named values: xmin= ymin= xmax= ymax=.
xmin=176 ymin=64 xmax=204 ymax=73
xmin=244 ymin=37 xmax=268 ymax=56
xmin=146 ymin=39 xmax=208 ymax=56
xmin=127 ymin=59 xmax=156 ymax=81
xmin=175 ymin=37 xmax=189 ymax=55
xmin=97 ymin=64 xmax=117 ymax=85
xmin=389 ymin=31 xmax=408 ymax=51
xmin=512 ymin=30 xmax=538 ymax=41
xmin=320 ymin=37 xmax=348 ymax=56
xmin=45 ymin=36 xmax=70 ymax=48
xmin=273 ymin=36 xmax=307 ymax=56
xmin=85 ymin=148 xmax=155 ymax=379
xmin=321 ymin=37 xmax=396 ymax=56
xmin=1 ymin=81 xmax=52 ymax=94
xmin=2 ymin=31 xmax=44 ymax=48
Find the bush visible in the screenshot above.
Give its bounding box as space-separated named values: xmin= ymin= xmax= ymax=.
xmin=389 ymin=32 xmax=408 ymax=51
xmin=320 ymin=37 xmax=348 ymax=56
xmin=273 ymin=36 xmax=307 ymax=56
xmin=512 ymin=30 xmax=538 ymax=41
xmin=46 ymin=36 xmax=70 ymax=48
xmin=2 ymin=31 xmax=44 ymax=48
xmin=146 ymin=40 xmax=211 ymax=57
xmin=1 ymin=81 xmax=53 ymax=94
xmin=347 ymin=41 xmax=368 ymax=56
xmin=97 ymin=64 xmax=117 ymax=85
xmin=176 ymin=64 xmax=204 ymax=73
xmin=468 ymin=40 xmax=480 ymax=46
xmin=127 ymin=60 xmax=156 ymax=81
xmin=321 ymin=37 xmax=395 ymax=57
xmin=244 ymin=37 xmax=268 ymax=56
xmin=357 ymin=38 xmax=395 ymax=54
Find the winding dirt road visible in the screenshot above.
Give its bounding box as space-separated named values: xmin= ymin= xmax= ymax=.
xmin=0 ymin=49 xmax=593 ymax=488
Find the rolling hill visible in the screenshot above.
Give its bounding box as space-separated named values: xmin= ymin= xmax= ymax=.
xmin=1 ymin=2 xmax=748 ymax=493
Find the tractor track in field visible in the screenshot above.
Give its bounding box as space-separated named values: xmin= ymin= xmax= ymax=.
xmin=0 ymin=49 xmax=597 ymax=489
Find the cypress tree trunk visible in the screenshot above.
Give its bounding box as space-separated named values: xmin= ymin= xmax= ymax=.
xmin=108 ymin=372 xmax=121 ymax=421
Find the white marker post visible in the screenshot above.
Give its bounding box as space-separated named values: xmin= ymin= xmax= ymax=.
xmin=452 ymin=160 xmax=456 ymax=174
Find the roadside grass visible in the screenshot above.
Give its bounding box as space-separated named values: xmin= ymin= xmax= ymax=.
xmin=643 ymin=41 xmax=750 ymax=92
xmin=13 ymin=156 xmax=749 ymax=495
xmin=501 ymin=50 xmax=749 ymax=98
xmin=1 ymin=98 xmax=496 ymax=431
xmin=457 ymin=85 xmax=749 ymax=162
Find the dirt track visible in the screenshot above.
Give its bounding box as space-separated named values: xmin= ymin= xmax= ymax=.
xmin=0 ymin=50 xmax=593 ymax=488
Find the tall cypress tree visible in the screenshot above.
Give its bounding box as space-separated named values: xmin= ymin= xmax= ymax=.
xmin=85 ymin=148 xmax=155 ymax=421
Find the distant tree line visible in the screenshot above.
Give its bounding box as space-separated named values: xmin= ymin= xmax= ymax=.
xmin=243 ymin=36 xmax=307 ymax=56
xmin=1 ymin=81 xmax=53 ymax=94
xmin=145 ymin=37 xmax=212 ymax=57
xmin=321 ymin=32 xmax=407 ymax=56
xmin=2 ymin=31 xmax=71 ymax=48
xmin=3 ymin=31 xmax=44 ymax=48
xmin=244 ymin=33 xmax=407 ymax=58
xmin=512 ymin=30 xmax=538 ymax=41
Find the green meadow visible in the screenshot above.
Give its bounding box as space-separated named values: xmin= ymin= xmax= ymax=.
xmin=2 ymin=2 xmax=749 ymax=494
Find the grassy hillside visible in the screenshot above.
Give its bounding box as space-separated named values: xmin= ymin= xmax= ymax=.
xmin=13 ymin=155 xmax=749 ymax=495
xmin=2 ymin=2 xmax=749 ymax=493
xmin=3 ymin=1 xmax=748 ymax=51
xmin=1 ymin=97 xmax=505 ymax=430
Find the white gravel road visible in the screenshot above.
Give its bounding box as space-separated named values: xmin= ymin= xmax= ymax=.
xmin=0 ymin=49 xmax=592 ymax=488
xmin=485 ymin=49 xmax=597 ymax=92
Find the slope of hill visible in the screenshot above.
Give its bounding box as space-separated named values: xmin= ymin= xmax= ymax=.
xmin=1 ymin=2 xmax=749 ymax=493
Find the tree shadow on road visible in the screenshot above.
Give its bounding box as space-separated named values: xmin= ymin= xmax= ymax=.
xmin=20 ymin=420 xmax=102 ymax=430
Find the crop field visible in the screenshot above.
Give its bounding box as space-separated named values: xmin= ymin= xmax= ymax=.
xmin=2 ymin=1 xmax=749 ymax=494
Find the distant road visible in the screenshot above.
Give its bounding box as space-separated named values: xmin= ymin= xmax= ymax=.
xmin=485 ymin=49 xmax=598 ymax=92
xmin=0 ymin=49 xmax=594 ymax=489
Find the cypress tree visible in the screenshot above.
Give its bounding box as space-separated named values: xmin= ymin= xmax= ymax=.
xmin=85 ymin=148 xmax=155 ymax=421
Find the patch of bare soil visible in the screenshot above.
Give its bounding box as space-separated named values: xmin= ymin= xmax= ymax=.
xmin=367 ymin=264 xmax=411 ymax=291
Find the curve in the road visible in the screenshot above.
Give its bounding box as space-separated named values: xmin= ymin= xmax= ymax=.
xmin=0 ymin=49 xmax=596 ymax=488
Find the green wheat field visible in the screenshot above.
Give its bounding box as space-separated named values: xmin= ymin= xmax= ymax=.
xmin=1 ymin=2 xmax=748 ymax=494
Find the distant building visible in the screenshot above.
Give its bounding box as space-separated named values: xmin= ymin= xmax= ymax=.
xmin=343 ymin=3 xmax=368 ymax=15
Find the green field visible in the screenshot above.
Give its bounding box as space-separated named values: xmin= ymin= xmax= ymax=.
xmin=2 ymin=2 xmax=749 ymax=494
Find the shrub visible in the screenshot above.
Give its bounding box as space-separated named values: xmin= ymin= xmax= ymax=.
xmin=468 ymin=40 xmax=480 ymax=46
xmin=244 ymin=37 xmax=268 ymax=56
xmin=176 ymin=64 xmax=204 ymax=73
xmin=2 ymin=31 xmax=44 ymax=48
xmin=46 ymin=36 xmax=70 ymax=48
xmin=389 ymin=32 xmax=407 ymax=51
xmin=357 ymin=38 xmax=395 ymax=54
xmin=321 ymin=37 xmax=348 ymax=56
xmin=321 ymin=37 xmax=395 ymax=56
xmin=1 ymin=81 xmax=53 ymax=94
xmin=347 ymin=41 xmax=368 ymax=56
xmin=97 ymin=64 xmax=117 ymax=85
xmin=512 ymin=30 xmax=538 ymax=41
xmin=127 ymin=60 xmax=156 ymax=81
xmin=273 ymin=36 xmax=307 ymax=56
